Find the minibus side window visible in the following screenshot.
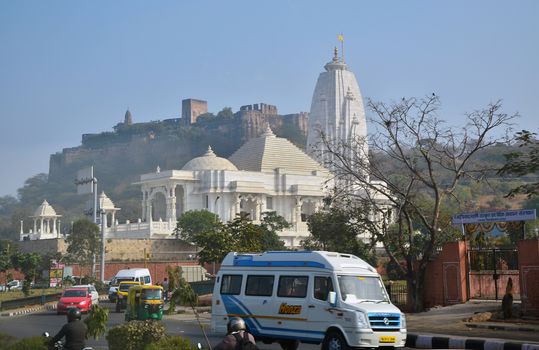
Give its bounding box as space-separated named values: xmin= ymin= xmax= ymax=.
xmin=220 ymin=275 xmax=242 ymax=295
xmin=278 ymin=276 xmax=308 ymax=298
xmin=314 ymin=276 xmax=334 ymax=301
xmin=245 ymin=275 xmax=274 ymax=296
xmin=144 ymin=276 xmax=151 ymax=284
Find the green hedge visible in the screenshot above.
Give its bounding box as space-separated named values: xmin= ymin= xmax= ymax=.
xmin=106 ymin=320 xmax=166 ymax=350
xmin=5 ymin=336 xmax=48 ymax=350
xmin=0 ymin=333 xmax=17 ymax=350
xmin=145 ymin=336 xmax=197 ymax=350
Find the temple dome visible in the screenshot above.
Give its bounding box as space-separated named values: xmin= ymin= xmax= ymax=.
xmin=182 ymin=146 xmax=238 ymax=171
xmin=229 ymin=126 xmax=327 ymax=173
xmin=33 ymin=200 xmax=60 ymax=218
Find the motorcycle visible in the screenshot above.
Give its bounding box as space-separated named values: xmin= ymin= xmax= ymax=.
xmin=42 ymin=332 xmax=94 ymax=350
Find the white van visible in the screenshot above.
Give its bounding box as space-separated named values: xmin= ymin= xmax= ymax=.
xmin=211 ymin=251 xmax=406 ymax=350
xmin=108 ymin=268 xmax=152 ymax=302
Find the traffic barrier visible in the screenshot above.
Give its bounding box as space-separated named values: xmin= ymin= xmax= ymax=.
xmin=406 ymin=333 xmax=539 ymax=350
xmin=0 ymin=292 xmax=61 ymax=311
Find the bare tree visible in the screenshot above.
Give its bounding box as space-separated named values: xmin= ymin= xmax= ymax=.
xmin=316 ymin=95 xmax=515 ymax=311
xmin=498 ymin=130 xmax=539 ymax=198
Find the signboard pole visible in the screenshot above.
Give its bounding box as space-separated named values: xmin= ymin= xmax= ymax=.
xmin=100 ymin=210 xmax=106 ymax=283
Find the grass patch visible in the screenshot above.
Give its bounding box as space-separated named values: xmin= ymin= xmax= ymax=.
xmin=0 ymin=288 xmax=61 ymax=302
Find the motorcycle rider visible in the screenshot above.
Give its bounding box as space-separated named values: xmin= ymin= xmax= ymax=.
xmin=213 ymin=317 xmax=257 ymax=350
xmin=50 ymin=308 xmax=87 ymax=350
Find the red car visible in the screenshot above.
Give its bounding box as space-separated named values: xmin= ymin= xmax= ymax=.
xmin=57 ymin=287 xmax=92 ymax=314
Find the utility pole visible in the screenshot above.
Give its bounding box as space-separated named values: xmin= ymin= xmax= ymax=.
xmin=76 ymin=166 xmax=103 ymax=281
xmin=100 ymin=209 xmax=106 ymax=283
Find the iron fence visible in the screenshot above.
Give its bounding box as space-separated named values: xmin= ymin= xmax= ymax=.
xmin=468 ymin=249 xmax=518 ymax=271
xmin=189 ymin=280 xmax=215 ymax=296
xmin=385 ymin=282 xmax=407 ymax=307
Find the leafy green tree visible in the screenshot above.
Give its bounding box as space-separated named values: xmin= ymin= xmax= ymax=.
xmin=259 ymin=212 xmax=288 ymax=251
xmin=0 ymin=195 xmax=18 ymax=216
xmin=0 ymin=240 xmax=16 ymax=285
xmin=216 ymin=107 xmax=235 ymax=119
xmin=178 ymin=211 xmax=289 ymax=265
xmin=175 ymin=210 xmax=220 ymax=241
xmin=194 ymin=112 xmax=216 ymax=124
xmin=65 ymin=218 xmax=100 ymax=281
xmin=303 ymin=207 xmax=376 ymax=265
xmin=499 ymin=130 xmax=539 ymax=198
xmin=192 ymin=223 xmax=231 ymax=265
xmin=17 ymin=173 xmax=49 ymax=207
xmin=11 ymin=252 xmax=42 ymax=296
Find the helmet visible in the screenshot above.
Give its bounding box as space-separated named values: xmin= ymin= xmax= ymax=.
xmin=67 ymin=308 xmax=82 ymax=321
xmin=227 ymin=317 xmax=246 ymax=333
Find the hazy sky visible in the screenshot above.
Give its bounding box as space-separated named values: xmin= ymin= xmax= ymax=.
xmin=1 ymin=1 xmax=537 ymax=196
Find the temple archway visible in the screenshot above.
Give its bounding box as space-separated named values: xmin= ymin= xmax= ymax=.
xmin=175 ymin=186 xmax=185 ymax=218
xmin=301 ymin=201 xmax=316 ymax=222
xmin=151 ymin=192 xmax=167 ymax=221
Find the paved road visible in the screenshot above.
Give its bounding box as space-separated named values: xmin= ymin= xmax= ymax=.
xmin=0 ymin=302 xmax=321 ymax=350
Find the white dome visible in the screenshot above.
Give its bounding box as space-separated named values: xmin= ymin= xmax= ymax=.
xmin=99 ymin=192 xmax=116 ymax=211
xmin=33 ymin=200 xmax=59 ymax=218
xmin=182 ymin=146 xmax=238 ymax=171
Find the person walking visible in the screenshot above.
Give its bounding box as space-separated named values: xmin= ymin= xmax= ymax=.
xmin=162 ymin=277 xmax=169 ymax=302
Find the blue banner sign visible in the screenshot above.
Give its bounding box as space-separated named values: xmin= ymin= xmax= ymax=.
xmin=452 ymin=209 xmax=536 ymax=225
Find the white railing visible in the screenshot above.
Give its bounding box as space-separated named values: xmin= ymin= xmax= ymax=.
xmin=105 ymin=220 xmax=175 ymax=239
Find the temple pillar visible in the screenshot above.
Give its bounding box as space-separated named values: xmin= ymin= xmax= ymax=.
xmin=141 ymin=190 xmax=147 ymax=221
xmin=255 ymin=198 xmax=262 ymax=221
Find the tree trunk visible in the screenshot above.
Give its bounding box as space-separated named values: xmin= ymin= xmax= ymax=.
xmin=406 ymin=269 xmax=426 ymax=312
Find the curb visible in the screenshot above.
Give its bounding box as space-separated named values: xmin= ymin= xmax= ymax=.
xmin=466 ymin=323 xmax=539 ymax=332
xmin=1 ymin=303 xmax=56 ymax=317
xmin=406 ymin=333 xmax=539 ymax=350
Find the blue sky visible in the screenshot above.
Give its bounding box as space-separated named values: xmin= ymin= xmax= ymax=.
xmin=0 ymin=1 xmax=537 ymax=196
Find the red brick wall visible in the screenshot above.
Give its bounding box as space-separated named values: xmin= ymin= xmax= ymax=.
xmin=0 ymin=270 xmax=25 ymax=284
xmin=423 ymin=241 xmax=468 ymax=308
xmin=469 ymin=272 xmax=520 ymax=299
xmin=70 ymin=260 xmax=201 ymax=283
xmin=518 ymin=238 xmax=539 ymax=316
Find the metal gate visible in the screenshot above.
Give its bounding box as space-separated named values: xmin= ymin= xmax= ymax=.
xmin=467 ymin=248 xmax=520 ymax=300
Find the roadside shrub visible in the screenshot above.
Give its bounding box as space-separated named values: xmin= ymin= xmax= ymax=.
xmin=85 ymin=304 xmax=109 ymax=340
xmin=0 ymin=333 xmax=17 ymax=350
xmin=145 ymin=335 xmax=196 ymax=350
xmin=6 ymin=336 xmax=47 ymax=350
xmin=106 ymin=320 xmax=166 ymax=350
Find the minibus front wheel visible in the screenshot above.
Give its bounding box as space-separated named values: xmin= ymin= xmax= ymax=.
xmin=279 ymin=339 xmax=299 ymax=350
xmin=322 ymin=330 xmax=349 ymax=350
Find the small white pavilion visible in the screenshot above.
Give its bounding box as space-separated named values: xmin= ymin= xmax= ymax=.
xmin=97 ymin=191 xmax=121 ymax=230
xmin=20 ymin=200 xmax=62 ymax=241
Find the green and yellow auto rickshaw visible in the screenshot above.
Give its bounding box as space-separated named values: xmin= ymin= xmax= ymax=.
xmin=124 ymin=285 xmax=164 ymax=321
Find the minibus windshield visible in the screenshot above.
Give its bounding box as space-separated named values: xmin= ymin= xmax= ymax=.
xmin=337 ymin=275 xmax=389 ymax=303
